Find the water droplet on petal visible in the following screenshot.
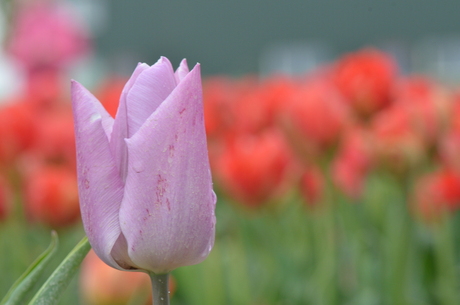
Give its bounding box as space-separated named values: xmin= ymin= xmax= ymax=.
xmin=90 ymin=113 xmax=101 ymax=123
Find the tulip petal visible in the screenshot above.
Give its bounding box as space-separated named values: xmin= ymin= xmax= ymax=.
xmin=125 ymin=57 xmax=177 ymax=137
xmin=71 ymin=81 xmax=126 ymax=270
xmin=175 ymin=59 xmax=189 ymax=83
xmin=71 ymin=81 xmax=114 ymax=138
xmin=110 ymin=63 xmax=150 ymax=181
xmin=119 ymin=64 xmax=216 ymax=273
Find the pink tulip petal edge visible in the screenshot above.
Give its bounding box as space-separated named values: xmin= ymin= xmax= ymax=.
xmin=71 ymin=57 xmax=216 ymax=274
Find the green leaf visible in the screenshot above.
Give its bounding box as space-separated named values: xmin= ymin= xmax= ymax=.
xmin=28 ymin=236 xmax=91 ymax=305
xmin=0 ymin=231 xmax=59 ymax=305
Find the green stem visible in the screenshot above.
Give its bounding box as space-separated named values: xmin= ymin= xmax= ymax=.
xmin=149 ymin=273 xmax=170 ymax=305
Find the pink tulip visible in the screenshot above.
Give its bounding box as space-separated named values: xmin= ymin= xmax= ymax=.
xmin=71 ymin=57 xmax=216 ymax=274
xmin=8 ymin=0 xmax=89 ymax=70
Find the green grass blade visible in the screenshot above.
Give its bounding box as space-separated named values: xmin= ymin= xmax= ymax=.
xmin=28 ymin=236 xmax=90 ymax=305
xmin=0 ymin=231 xmax=59 ymax=305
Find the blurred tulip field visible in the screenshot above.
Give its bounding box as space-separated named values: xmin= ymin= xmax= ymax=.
xmin=2 ymin=1 xmax=460 ymax=305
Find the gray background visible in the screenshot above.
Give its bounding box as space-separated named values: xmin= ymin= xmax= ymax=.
xmin=95 ymin=1 xmax=460 ymax=76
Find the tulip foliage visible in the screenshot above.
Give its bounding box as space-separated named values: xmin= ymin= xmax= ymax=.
xmin=2 ymin=47 xmax=460 ymax=304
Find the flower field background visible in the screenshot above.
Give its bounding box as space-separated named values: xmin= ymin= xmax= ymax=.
xmin=2 ymin=2 xmax=460 ymax=305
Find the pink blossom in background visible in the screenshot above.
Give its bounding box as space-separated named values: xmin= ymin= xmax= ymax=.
xmin=7 ymin=0 xmax=89 ymax=71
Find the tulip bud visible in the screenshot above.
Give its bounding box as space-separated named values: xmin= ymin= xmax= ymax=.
xmin=71 ymin=57 xmax=216 ymax=274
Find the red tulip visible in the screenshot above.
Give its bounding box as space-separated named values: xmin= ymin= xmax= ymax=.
xmin=412 ymin=169 xmax=460 ymax=220
xmin=333 ymin=48 xmax=397 ymax=117
xmin=299 ymin=166 xmax=324 ymax=207
xmin=203 ymin=76 xmax=257 ymax=140
xmin=95 ymin=77 xmax=127 ymax=118
xmin=393 ymin=76 xmax=452 ymax=145
xmin=32 ymin=109 xmax=76 ymax=167
xmin=0 ymin=101 xmax=36 ymax=165
xmin=24 ymin=165 xmax=80 ymax=227
xmin=332 ymin=128 xmax=373 ymax=199
xmin=231 ymin=85 xmax=271 ymax=134
xmin=370 ymin=104 xmax=425 ymax=173
xmin=231 ymin=76 xmax=296 ymax=134
xmin=280 ymin=78 xmax=351 ymax=160
xmin=260 ymin=75 xmax=297 ymax=126
xmin=214 ymin=129 xmax=295 ymax=208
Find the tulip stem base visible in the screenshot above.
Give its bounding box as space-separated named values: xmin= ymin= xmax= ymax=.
xmin=149 ymin=272 xmax=170 ymax=305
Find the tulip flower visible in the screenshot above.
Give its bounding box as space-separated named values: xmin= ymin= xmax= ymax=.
xmin=214 ymin=129 xmax=295 ymax=209
xmin=333 ymin=48 xmax=397 ymax=117
xmin=24 ymin=164 xmax=80 ymax=228
xmin=8 ymin=0 xmax=89 ymax=70
xmin=71 ymin=57 xmax=216 ymax=304
xmin=411 ymin=169 xmax=460 ymax=221
xmin=280 ymin=79 xmax=351 ymax=160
